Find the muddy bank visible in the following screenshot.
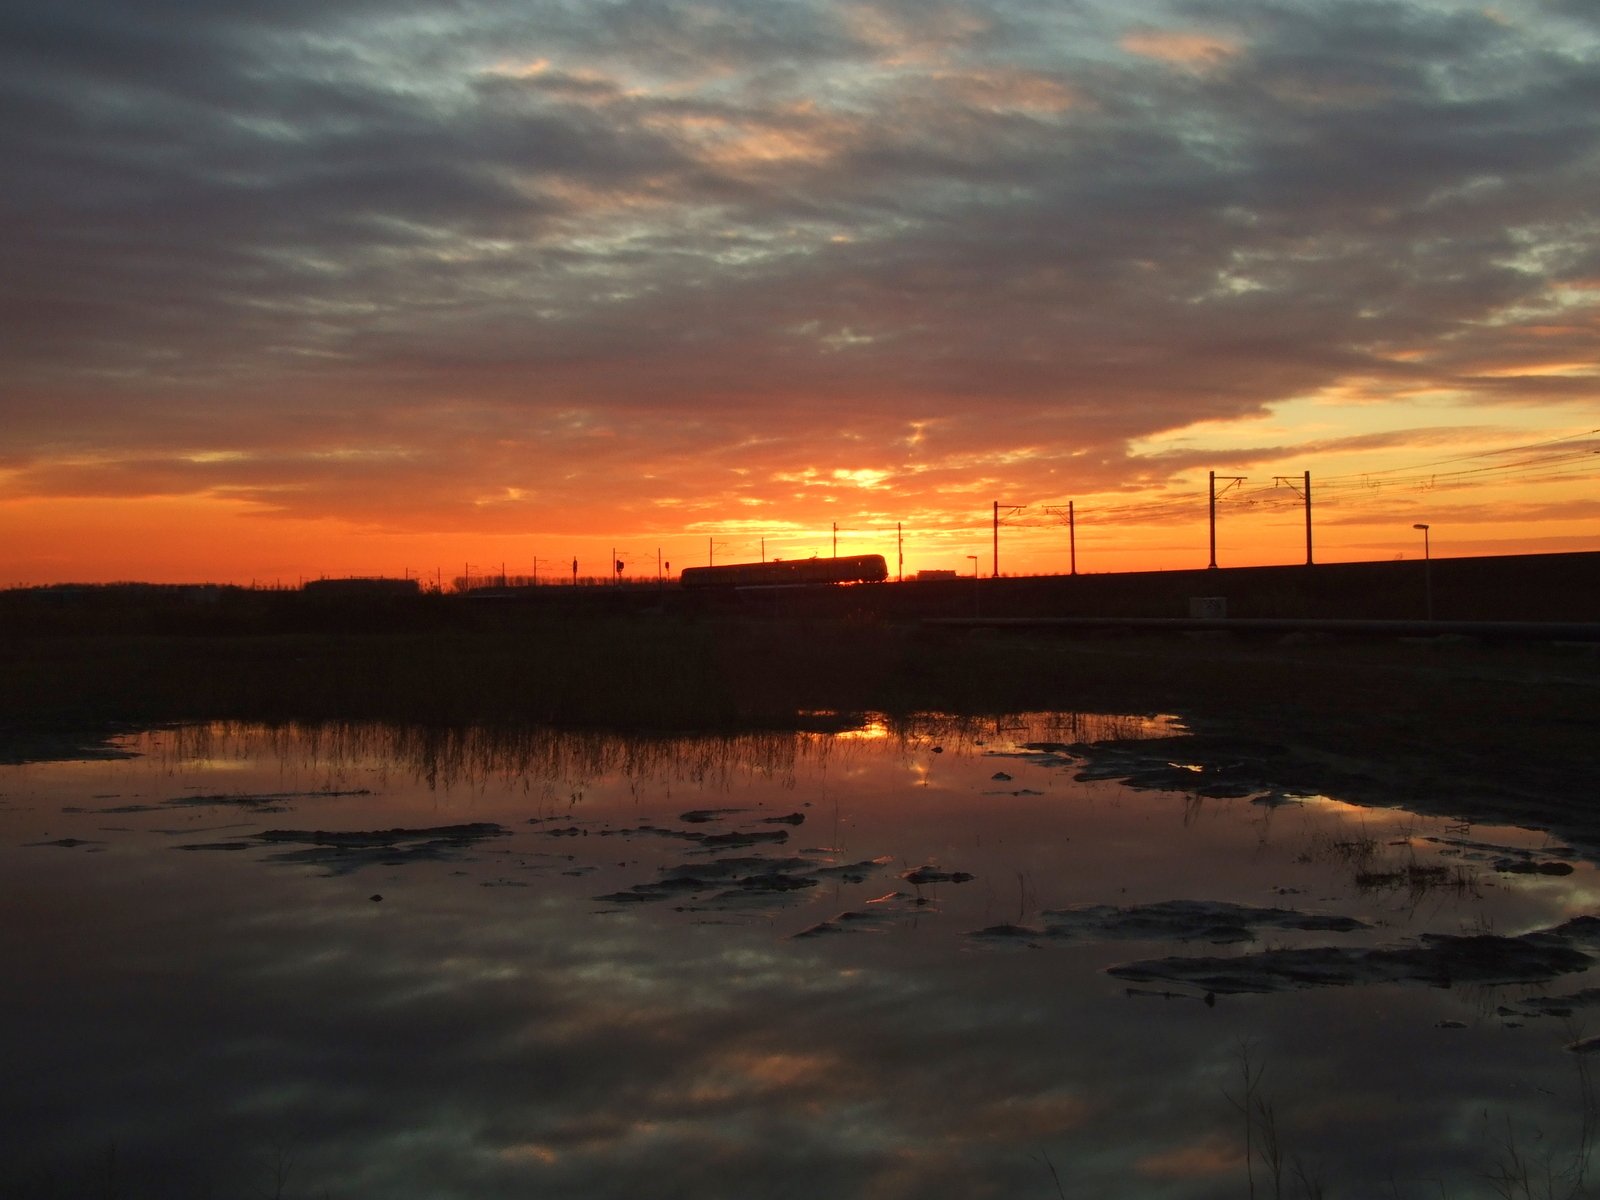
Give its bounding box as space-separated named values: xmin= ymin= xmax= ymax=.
xmin=1015 ymin=632 xmax=1600 ymax=859
xmin=1054 ymin=721 xmax=1600 ymax=860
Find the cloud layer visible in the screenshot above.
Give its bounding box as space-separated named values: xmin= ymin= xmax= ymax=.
xmin=2 ymin=0 xmax=1597 ymax=571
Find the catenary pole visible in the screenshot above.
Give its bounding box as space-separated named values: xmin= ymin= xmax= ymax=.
xmin=1208 ymin=472 xmax=1217 ymax=569
xmin=1304 ymin=470 xmax=1313 ymax=566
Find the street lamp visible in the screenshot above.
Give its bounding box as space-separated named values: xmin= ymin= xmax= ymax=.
xmin=1412 ymin=524 xmax=1432 ymax=620
xmin=966 ymin=555 xmax=979 ymax=579
xmin=965 ymin=555 xmax=980 ymax=617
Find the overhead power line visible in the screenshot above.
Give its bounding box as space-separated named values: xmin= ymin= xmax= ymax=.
xmin=1013 ymin=430 xmax=1600 ymax=530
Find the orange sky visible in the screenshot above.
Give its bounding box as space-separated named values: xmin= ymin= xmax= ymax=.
xmin=3 ymin=0 xmax=1597 ymax=587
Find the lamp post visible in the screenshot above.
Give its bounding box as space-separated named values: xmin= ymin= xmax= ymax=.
xmin=966 ymin=555 xmax=979 ymax=617
xmin=1412 ymin=523 xmax=1432 ymax=620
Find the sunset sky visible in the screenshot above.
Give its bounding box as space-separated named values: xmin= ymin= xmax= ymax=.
xmin=3 ymin=0 xmax=1597 ymax=586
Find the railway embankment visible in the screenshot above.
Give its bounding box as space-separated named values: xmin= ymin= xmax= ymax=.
xmin=724 ymin=549 xmax=1600 ymax=624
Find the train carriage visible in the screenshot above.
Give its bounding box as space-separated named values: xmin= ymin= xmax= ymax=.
xmin=679 ymin=554 xmax=888 ymax=589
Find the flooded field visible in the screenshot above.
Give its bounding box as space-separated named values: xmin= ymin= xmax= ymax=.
xmin=4 ymin=714 xmax=1596 ymax=1199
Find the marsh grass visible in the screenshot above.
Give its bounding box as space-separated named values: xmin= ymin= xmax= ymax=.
xmin=154 ymin=711 xmax=1152 ymax=802
xmin=1352 ymin=860 xmax=1480 ymax=902
xmin=1221 ymin=1027 xmax=1596 ymax=1200
xmin=1297 ymin=825 xmax=1483 ymax=904
xmin=1480 ymin=1022 xmax=1596 ymax=1200
xmin=1225 ymin=1040 xmax=1327 ymax=1200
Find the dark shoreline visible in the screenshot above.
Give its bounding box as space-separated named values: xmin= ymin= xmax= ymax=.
xmin=6 ymin=617 xmax=1598 ymax=856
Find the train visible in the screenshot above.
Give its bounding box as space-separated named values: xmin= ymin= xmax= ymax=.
xmin=679 ymin=554 xmax=889 ymax=590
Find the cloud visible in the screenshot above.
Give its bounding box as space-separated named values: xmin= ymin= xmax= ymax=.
xmin=1 ymin=0 xmax=1596 ymax=552
xmin=1120 ymin=28 xmax=1242 ymax=70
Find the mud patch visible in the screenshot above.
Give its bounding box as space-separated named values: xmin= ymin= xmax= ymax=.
xmin=678 ymin=808 xmax=748 ymax=824
xmin=0 ymin=726 xmax=144 ymax=765
xmin=196 ymin=822 xmax=517 ymax=874
xmin=1499 ymin=987 xmax=1600 ymax=1021
xmin=64 ymin=789 xmax=372 ymax=816
xmin=25 ymin=837 xmax=106 ymax=849
xmin=1107 ymin=918 xmax=1600 ymax=995
xmin=594 ymin=851 xmax=894 ymax=911
xmin=793 ymin=891 xmax=936 ymax=937
xmin=1065 ymin=735 xmax=1289 ymax=800
xmin=900 ymin=865 xmax=976 ymax=886
xmin=971 ymin=900 xmax=1369 ymax=946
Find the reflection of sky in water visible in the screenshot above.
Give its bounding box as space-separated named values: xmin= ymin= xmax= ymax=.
xmin=2 ymin=716 xmax=1595 ymax=1198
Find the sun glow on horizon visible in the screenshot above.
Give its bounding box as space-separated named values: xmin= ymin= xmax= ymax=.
xmin=4 ymin=0 xmax=1598 ymax=587
xmin=4 ymin=392 xmax=1599 ymax=589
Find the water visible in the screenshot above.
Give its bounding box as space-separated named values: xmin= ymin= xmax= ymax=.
xmin=2 ymin=715 xmax=1594 ymax=1199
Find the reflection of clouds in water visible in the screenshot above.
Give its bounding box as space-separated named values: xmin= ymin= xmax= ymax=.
xmin=470 ymin=963 xmax=1087 ymax=1196
xmin=1135 ymin=1137 xmax=1239 ymax=1182
xmin=3 ymin=718 xmax=1596 ymax=1198
xmin=14 ymin=921 xmax=1590 ymax=1197
xmin=264 ymin=914 xmax=1058 ymax=1196
xmin=217 ymin=908 xmax=1095 ymax=1193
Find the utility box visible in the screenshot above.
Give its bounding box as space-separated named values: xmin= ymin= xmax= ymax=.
xmin=1188 ymin=596 xmax=1228 ymax=619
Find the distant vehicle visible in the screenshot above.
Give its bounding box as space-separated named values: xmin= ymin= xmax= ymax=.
xmin=679 ymin=554 xmax=889 ymax=590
